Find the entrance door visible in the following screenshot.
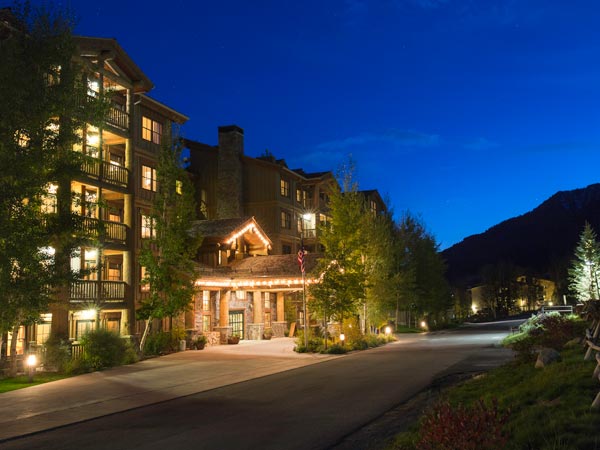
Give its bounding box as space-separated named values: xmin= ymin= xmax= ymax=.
xmin=229 ymin=310 xmax=244 ymax=339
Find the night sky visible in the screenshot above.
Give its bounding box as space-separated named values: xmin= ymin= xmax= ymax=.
xmin=27 ymin=0 xmax=600 ymax=249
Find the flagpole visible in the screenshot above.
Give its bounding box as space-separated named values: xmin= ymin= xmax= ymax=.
xmin=302 ymin=264 xmax=307 ymax=349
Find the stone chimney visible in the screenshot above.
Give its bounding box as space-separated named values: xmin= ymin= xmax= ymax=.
xmin=216 ymin=125 xmax=244 ymax=219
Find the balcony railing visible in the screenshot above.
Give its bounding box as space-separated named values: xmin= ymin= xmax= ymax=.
xmin=106 ymin=104 xmax=129 ymax=130
xmin=79 ymin=217 xmax=127 ymax=244
xmin=79 ymin=95 xmax=129 ymax=131
xmin=302 ymin=228 xmax=317 ymax=239
xmin=70 ymin=280 xmax=126 ymax=303
xmin=80 ymin=154 xmax=129 ymax=189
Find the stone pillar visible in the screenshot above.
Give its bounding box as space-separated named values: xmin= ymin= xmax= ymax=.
xmin=216 ymin=125 xmax=244 ymax=219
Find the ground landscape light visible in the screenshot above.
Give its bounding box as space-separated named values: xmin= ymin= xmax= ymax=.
xmin=26 ymin=354 xmax=37 ymax=383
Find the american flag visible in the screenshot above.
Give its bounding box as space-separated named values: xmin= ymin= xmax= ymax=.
xmin=297 ymin=248 xmax=305 ymax=273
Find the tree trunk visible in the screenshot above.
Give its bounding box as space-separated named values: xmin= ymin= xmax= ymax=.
xmin=139 ymin=318 xmax=152 ymax=353
xmin=9 ymin=323 xmax=20 ymax=377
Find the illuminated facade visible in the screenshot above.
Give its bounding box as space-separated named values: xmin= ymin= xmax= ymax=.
xmin=2 ymin=32 xmax=188 ymax=355
xmin=186 ymin=127 xmax=337 ymax=255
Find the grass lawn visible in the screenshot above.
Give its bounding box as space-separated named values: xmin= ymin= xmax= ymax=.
xmin=389 ymin=347 xmax=600 ymax=450
xmin=0 ymin=372 xmax=68 ymax=393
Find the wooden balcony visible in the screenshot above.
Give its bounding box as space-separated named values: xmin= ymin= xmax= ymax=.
xmin=106 ymin=103 xmax=129 ymax=131
xmin=302 ymin=228 xmax=317 ymax=239
xmin=81 ymin=155 xmax=129 ymax=189
xmin=70 ymin=280 xmax=126 ymax=303
xmin=78 ymin=217 xmax=127 ymax=245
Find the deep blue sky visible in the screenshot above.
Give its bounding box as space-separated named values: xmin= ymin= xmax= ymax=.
xmin=36 ymin=0 xmax=600 ymax=249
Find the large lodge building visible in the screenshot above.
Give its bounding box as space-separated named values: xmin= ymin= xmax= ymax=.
xmin=1 ymin=14 xmax=387 ymax=355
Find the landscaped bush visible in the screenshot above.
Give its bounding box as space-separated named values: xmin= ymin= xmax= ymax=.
xmin=322 ymin=343 xmax=348 ymax=354
xmin=417 ymin=399 xmax=510 ymax=450
xmin=44 ymin=335 xmax=71 ymax=373
xmin=80 ymin=328 xmax=137 ymax=371
xmin=143 ymin=330 xmax=182 ymax=355
xmin=294 ymin=331 xmax=324 ymax=353
xmin=504 ymin=312 xmax=586 ymax=358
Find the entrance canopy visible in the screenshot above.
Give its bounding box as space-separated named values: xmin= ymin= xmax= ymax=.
xmin=195 ymin=253 xmax=320 ymax=291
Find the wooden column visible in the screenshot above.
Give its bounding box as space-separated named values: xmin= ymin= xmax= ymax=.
xmin=276 ymin=292 xmax=285 ymax=322
xmin=253 ymin=291 xmax=263 ymax=324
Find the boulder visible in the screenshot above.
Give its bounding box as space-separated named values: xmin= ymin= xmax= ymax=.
xmin=535 ymin=348 xmax=561 ymax=368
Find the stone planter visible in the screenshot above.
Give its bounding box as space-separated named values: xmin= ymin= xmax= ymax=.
xmin=227 ymin=336 xmax=240 ymax=345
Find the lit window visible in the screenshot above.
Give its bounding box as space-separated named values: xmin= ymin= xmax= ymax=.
xmin=296 ymin=189 xmax=307 ymax=206
xmin=141 ymin=165 xmax=157 ymax=191
xmin=142 ymin=116 xmax=162 ymax=144
xmin=281 ymin=210 xmax=291 ymax=229
xmin=280 ymin=179 xmax=289 ymax=197
xmin=202 ymin=291 xmax=210 ymax=311
xmin=370 ymin=200 xmax=377 ymax=216
xmin=41 ymin=183 xmax=58 ymax=214
xmin=141 ymin=214 xmax=156 ymax=239
xmin=14 ymin=130 xmax=30 ymax=148
xmin=140 ymin=266 xmax=149 ymax=291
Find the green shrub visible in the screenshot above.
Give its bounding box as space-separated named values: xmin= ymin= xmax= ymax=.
xmin=294 ymin=330 xmax=325 ymax=353
xmin=321 ymin=343 xmax=347 ymax=354
xmin=80 ymin=329 xmax=131 ymax=370
xmin=44 ymin=335 xmax=71 ymax=373
xmin=143 ymin=331 xmax=180 ymax=355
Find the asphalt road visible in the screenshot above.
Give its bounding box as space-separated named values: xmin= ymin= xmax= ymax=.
xmin=2 ymin=322 xmax=517 ymax=450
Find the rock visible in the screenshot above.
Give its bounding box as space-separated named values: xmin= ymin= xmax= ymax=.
xmin=535 ymin=348 xmax=561 ymax=368
xmin=564 ymin=337 xmax=582 ymax=348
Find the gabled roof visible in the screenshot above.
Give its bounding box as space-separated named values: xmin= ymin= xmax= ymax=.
xmin=192 ymin=216 xmax=272 ymax=250
xmin=74 ymin=36 xmax=154 ymax=93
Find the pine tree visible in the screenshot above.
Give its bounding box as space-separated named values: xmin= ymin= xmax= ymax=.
xmin=568 ymin=222 xmax=600 ymax=302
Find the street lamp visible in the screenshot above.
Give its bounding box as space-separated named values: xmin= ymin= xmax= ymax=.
xmin=384 ymin=326 xmax=392 ymax=336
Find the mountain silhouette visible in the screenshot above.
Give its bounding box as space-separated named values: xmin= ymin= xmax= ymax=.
xmin=442 ymin=183 xmax=600 ymax=286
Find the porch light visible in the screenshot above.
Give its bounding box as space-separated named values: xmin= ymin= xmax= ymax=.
xmin=87 ymin=134 xmax=100 ymax=146
xmin=26 ymin=354 xmax=37 ymax=383
xmin=80 ymin=309 xmax=96 ymax=320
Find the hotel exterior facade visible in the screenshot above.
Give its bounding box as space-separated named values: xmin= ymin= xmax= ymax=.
xmin=1 ymin=14 xmax=388 ymax=354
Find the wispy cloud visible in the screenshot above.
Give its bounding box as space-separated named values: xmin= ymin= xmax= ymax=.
xmin=316 ymin=129 xmax=440 ymax=151
xmin=464 ymin=137 xmax=500 ymax=151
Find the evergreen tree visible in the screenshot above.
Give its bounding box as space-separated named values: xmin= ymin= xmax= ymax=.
xmin=568 ymin=222 xmax=600 ymax=302
xmin=393 ymin=213 xmax=450 ymax=326
xmin=138 ymin=136 xmax=200 ymax=352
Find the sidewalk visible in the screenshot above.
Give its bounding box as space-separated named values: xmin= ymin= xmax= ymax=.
xmin=0 ymin=338 xmax=337 ymax=442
